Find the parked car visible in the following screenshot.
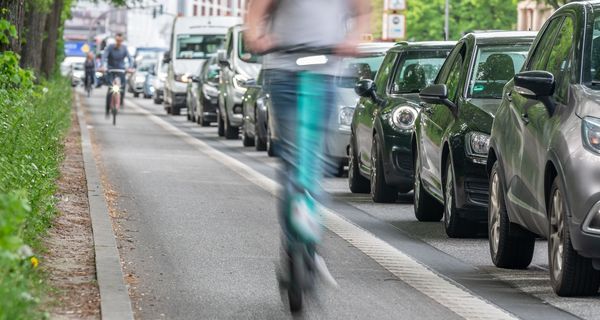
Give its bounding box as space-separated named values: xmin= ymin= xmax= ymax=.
xmin=321 ymin=42 xmax=396 ymax=177
xmin=240 ymin=69 xmax=268 ymax=149
xmin=164 ymin=16 xmax=239 ymax=115
xmin=143 ymin=72 xmax=154 ymax=99
xmin=70 ymin=62 xmax=85 ymax=87
xmin=153 ymin=56 xmax=168 ymax=104
xmin=414 ymin=32 xmax=535 ymax=238
xmin=128 ymin=60 xmax=155 ymax=98
xmin=187 ymin=56 xmax=221 ymax=126
xmin=350 ymin=41 xmax=455 ymax=202
xmin=217 ymin=25 xmax=261 ymax=139
xmin=487 ymin=1 xmax=600 ymax=296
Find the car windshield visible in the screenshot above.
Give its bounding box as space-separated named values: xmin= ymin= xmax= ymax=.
xmin=238 ymin=31 xmax=261 ymax=63
xmin=138 ymin=63 xmax=155 ymax=72
xmin=176 ymin=34 xmax=225 ymax=59
xmin=468 ymin=45 xmax=529 ymax=99
xmin=390 ymin=50 xmax=450 ymax=94
xmin=336 ymin=54 xmax=386 ymax=88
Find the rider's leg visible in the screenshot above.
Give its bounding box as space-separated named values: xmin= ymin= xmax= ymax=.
xmin=105 ymin=72 xmax=114 ymax=116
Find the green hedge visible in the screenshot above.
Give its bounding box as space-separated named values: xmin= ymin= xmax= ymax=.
xmin=0 ymin=73 xmax=71 ymax=319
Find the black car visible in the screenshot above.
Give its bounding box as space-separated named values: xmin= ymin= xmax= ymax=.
xmin=350 ymin=41 xmax=455 ymax=203
xmin=189 ymin=56 xmax=221 ymax=127
xmin=414 ymin=32 xmax=535 ymax=238
xmin=488 ymin=1 xmax=600 ymax=296
xmin=241 ymin=69 xmax=269 ymax=150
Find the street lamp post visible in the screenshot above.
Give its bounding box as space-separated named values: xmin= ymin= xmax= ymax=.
xmin=444 ymin=0 xmax=449 ymax=40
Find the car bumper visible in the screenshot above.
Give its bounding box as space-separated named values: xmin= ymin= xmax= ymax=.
xmin=561 ymin=147 xmax=600 ymax=259
xmin=381 ymin=132 xmax=414 ymax=192
xmin=202 ymin=95 xmax=219 ymax=121
xmin=453 ymin=155 xmax=489 ymax=221
xmin=325 ymin=129 xmax=351 ymax=161
xmin=173 ymin=93 xmax=187 ymax=107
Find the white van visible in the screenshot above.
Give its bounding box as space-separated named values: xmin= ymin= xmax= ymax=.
xmin=164 ymin=16 xmax=241 ymax=115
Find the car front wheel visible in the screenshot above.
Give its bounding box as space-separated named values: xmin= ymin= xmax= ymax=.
xmin=443 ymin=160 xmax=476 ymax=238
xmin=413 ymin=149 xmax=443 ymax=221
xmin=370 ymin=135 xmax=397 ymax=203
xmin=548 ymin=177 xmax=600 ymax=296
xmin=217 ymin=109 xmax=225 ymax=137
xmin=488 ymin=161 xmax=535 ymax=269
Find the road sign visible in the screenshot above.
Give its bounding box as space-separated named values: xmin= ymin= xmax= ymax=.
xmin=385 ymin=0 xmax=406 ymax=11
xmin=383 ymin=14 xmax=406 ymax=40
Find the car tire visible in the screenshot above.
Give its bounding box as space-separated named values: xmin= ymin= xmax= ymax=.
xmin=370 ymin=135 xmax=397 ymax=203
xmin=242 ymin=124 xmax=255 ymax=147
xmin=333 ymin=161 xmax=345 ymax=178
xmin=255 ymin=129 xmax=267 ymax=151
xmin=443 ymin=160 xmax=477 ymax=238
xmin=217 ymin=109 xmax=225 ymax=137
xmin=154 ymin=98 xmax=161 ymax=105
xmin=134 ymin=92 xmax=139 ymax=98
xmin=348 ymin=133 xmax=370 ymax=194
xmin=488 ymin=161 xmax=535 ymax=269
xmin=413 ymin=149 xmax=443 ymax=222
xmin=224 ymin=115 xmax=239 ymax=140
xmin=548 ymin=177 xmax=600 ymax=296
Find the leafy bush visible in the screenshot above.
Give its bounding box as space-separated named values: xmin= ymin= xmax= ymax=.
xmin=0 ymin=18 xmax=71 ymax=320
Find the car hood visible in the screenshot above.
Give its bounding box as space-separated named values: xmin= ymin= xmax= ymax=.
xmin=574 ymin=85 xmax=600 ymax=119
xmin=337 ymin=88 xmax=359 ymax=109
xmin=468 ymin=98 xmax=502 ymax=118
xmin=173 ymin=59 xmax=206 ymax=76
xmin=236 ymin=61 xmax=261 ymax=80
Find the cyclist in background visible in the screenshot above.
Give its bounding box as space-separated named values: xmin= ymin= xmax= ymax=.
xmin=101 ymin=33 xmax=133 ymax=115
xmin=245 ymin=0 xmax=370 ymax=311
xmin=84 ymin=52 xmax=96 ymax=91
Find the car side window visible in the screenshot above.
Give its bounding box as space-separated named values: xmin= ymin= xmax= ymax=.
xmin=545 ymin=16 xmax=575 ymax=103
xmin=444 ymin=46 xmax=466 ymax=102
xmin=374 ymin=52 xmax=397 ymax=95
xmin=527 ymin=17 xmax=564 ymax=71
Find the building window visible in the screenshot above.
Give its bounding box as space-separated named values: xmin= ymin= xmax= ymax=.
xmin=193 ymin=5 xmax=197 ymax=16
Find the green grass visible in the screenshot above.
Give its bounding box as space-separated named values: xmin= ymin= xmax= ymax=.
xmin=0 ymin=77 xmax=71 ymax=320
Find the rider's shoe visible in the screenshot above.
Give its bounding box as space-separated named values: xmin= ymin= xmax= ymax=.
xmin=314 ymin=253 xmax=337 ymax=287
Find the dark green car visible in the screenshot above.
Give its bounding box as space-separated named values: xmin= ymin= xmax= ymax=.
xmin=414 ymin=32 xmax=535 ymax=238
xmin=349 ymin=42 xmax=455 ymax=203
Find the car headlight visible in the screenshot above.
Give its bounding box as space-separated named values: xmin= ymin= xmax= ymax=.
xmin=338 ymin=106 xmax=355 ymax=130
xmin=582 ymin=116 xmax=600 ymax=154
xmin=390 ymin=106 xmax=418 ymax=130
xmin=465 ymin=132 xmax=490 ymax=161
xmin=233 ymin=74 xmax=248 ymax=90
xmin=175 ymin=73 xmax=190 ymax=83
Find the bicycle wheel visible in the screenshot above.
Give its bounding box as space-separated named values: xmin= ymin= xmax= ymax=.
xmin=112 ymin=106 xmax=117 ymax=125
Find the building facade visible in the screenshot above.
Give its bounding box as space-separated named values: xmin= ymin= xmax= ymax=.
xmin=182 ymin=0 xmax=247 ymax=18
xmin=517 ymin=0 xmax=554 ymax=31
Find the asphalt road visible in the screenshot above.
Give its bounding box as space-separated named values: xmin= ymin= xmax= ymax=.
xmin=81 ymin=88 xmax=599 ymax=320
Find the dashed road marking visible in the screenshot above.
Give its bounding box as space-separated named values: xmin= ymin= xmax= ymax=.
xmin=128 ymin=101 xmax=519 ymax=320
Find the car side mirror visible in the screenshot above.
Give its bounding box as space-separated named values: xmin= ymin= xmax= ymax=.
xmin=217 ymin=50 xmax=229 ymax=68
xmin=354 ymin=79 xmax=376 ymax=98
xmin=514 ymin=71 xmax=556 ymax=115
xmin=419 ymin=84 xmax=457 ymax=115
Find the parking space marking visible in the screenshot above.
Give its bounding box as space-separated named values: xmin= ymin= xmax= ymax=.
xmin=128 ymin=101 xmax=519 ymax=320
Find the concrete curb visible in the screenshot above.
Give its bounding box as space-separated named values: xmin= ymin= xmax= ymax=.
xmin=75 ymin=94 xmax=134 ymax=320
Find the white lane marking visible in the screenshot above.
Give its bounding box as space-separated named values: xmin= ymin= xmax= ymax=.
xmin=127 ymin=101 xmax=518 ymax=320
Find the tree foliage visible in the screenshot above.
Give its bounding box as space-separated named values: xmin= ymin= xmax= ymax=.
xmin=405 ymin=0 xmax=519 ymax=41
xmin=542 ymin=0 xmax=575 ymax=9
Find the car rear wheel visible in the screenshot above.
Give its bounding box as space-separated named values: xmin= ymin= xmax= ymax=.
xmin=267 ymin=121 xmax=277 ymax=157
xmin=348 ymin=133 xmax=370 ymax=194
xmin=488 ymin=161 xmax=535 ymax=269
xmin=548 ymin=177 xmax=600 ymax=296
xmin=444 ymin=160 xmax=476 ymax=238
xmin=413 ymin=149 xmax=443 ymax=221
xmin=370 ymin=135 xmax=397 ymax=203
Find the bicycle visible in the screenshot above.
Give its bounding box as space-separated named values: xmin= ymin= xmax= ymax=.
xmin=84 ymin=73 xmax=94 ymax=97
xmin=105 ymin=69 xmax=127 ymax=126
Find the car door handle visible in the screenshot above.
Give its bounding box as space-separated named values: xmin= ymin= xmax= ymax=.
xmin=521 ymin=113 xmax=530 ymax=125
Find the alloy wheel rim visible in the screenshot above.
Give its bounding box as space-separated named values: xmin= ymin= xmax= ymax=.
xmin=550 ymin=189 xmax=565 ymax=281
xmin=489 ymin=172 xmax=501 ymax=256
xmin=444 ymin=167 xmax=453 ymax=228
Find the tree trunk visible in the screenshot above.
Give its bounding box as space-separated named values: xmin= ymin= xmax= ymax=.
xmin=21 ymin=6 xmax=48 ymax=73
xmin=0 ymin=0 xmax=25 ymax=54
xmin=41 ymin=0 xmax=64 ymax=77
